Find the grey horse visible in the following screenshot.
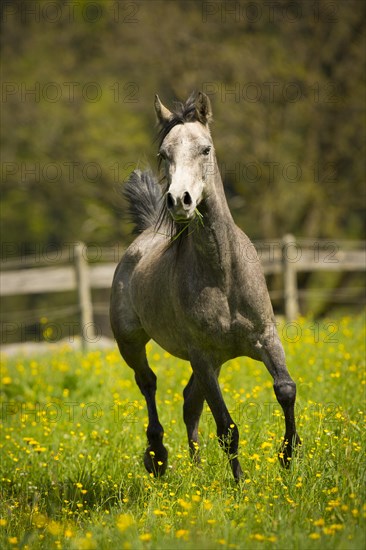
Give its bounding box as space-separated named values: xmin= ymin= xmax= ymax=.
xmin=110 ymin=92 xmax=301 ymax=481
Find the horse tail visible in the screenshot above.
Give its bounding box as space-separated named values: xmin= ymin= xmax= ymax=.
xmin=124 ymin=170 xmax=163 ymax=233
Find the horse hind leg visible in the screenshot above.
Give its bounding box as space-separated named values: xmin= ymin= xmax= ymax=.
xmin=117 ymin=336 xmax=168 ymax=476
xmin=183 ymin=374 xmax=205 ymax=462
xmin=189 ymin=358 xmax=243 ymax=481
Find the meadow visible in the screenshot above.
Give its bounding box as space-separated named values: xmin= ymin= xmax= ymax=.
xmin=1 ymin=315 xmax=365 ymax=550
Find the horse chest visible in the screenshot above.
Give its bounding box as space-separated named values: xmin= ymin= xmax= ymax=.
xmin=179 ymin=284 xmax=233 ymax=338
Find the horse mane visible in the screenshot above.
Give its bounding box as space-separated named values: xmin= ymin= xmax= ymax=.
xmin=157 ymin=91 xmax=201 ymax=149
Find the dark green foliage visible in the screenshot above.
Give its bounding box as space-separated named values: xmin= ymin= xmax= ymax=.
xmin=2 ymin=0 xmax=365 ymax=251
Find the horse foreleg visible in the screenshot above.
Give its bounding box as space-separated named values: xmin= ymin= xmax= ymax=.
xmin=119 ymin=343 xmax=168 ymax=476
xmin=260 ymin=333 xmax=301 ymax=467
xmin=274 ymin=380 xmax=301 ymax=466
xmin=190 ymin=358 xmax=243 ymax=481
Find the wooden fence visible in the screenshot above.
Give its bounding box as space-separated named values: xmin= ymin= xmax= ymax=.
xmin=1 ymin=236 xmax=365 ymax=349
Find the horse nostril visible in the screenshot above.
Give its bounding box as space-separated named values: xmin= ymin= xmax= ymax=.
xmin=182 ymin=192 xmax=192 ymax=208
xmin=166 ymin=192 xmax=175 ymax=210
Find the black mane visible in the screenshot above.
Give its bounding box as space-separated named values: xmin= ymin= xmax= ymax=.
xmin=157 ymin=91 xmax=201 ymax=148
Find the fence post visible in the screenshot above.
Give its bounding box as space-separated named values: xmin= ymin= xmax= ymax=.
xmin=74 ymin=242 xmax=94 ymax=351
xmin=282 ymin=234 xmax=300 ymax=321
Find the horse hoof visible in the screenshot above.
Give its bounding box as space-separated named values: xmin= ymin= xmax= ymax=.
xmin=189 ymin=447 xmax=201 ymax=465
xmin=144 ymin=445 xmax=168 ymax=477
xmin=232 ymin=458 xmax=243 ymax=482
xmin=278 ymin=434 xmax=301 ymax=468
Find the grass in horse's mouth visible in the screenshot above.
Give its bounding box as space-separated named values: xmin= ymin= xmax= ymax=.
xmin=169 ymin=207 xmax=204 ymax=243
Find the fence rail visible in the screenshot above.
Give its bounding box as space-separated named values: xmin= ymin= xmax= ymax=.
xmin=1 ymin=236 xmax=365 ymax=349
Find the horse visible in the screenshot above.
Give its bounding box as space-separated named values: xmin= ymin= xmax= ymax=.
xmin=110 ymin=92 xmax=301 ymax=481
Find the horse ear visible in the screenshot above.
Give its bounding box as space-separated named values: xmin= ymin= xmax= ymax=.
xmin=195 ymin=92 xmax=213 ymax=125
xmin=154 ymin=94 xmax=172 ymax=125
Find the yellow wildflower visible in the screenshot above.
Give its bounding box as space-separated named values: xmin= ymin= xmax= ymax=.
xmin=116 ymin=513 xmax=135 ymax=532
xmin=153 ymin=509 xmax=166 ymax=516
xmin=178 ymin=499 xmax=192 ymax=511
xmin=175 ymin=529 xmax=189 ymax=539
xmin=250 ymin=533 xmax=266 ymax=541
xmin=47 ymin=520 xmax=62 ymax=536
xmin=139 ymin=533 xmax=152 ymax=541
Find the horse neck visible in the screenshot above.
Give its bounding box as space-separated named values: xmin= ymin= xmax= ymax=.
xmin=189 ymin=159 xmax=235 ymax=270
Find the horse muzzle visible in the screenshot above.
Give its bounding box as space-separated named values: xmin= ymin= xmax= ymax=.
xmin=166 ymin=190 xmax=196 ymax=221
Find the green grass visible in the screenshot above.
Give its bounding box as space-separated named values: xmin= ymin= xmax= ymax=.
xmin=1 ymin=315 xmax=365 ymax=549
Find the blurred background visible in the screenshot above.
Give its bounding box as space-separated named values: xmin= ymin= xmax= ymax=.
xmin=1 ymin=0 xmax=365 ymax=346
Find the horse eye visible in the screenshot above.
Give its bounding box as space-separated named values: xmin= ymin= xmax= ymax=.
xmin=202 ymin=146 xmax=211 ymax=156
xmin=158 ymin=150 xmax=167 ymax=160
